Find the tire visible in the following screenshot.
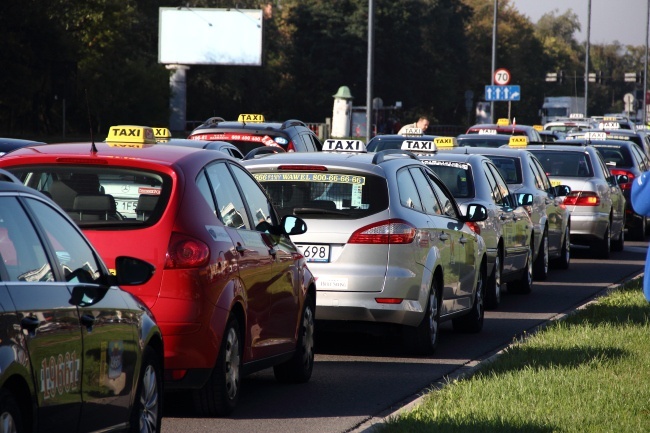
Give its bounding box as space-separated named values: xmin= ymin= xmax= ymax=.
xmin=130 ymin=346 xmax=162 ymax=433
xmin=630 ymin=215 xmax=646 ymax=241
xmin=508 ymin=245 xmax=533 ymax=294
xmin=485 ymin=251 xmax=502 ymax=310
xmin=194 ymin=316 xmax=242 ymax=416
xmin=592 ymin=223 xmax=611 ymax=259
xmin=403 ymin=279 xmax=440 ymax=355
xmin=274 ymin=295 xmax=315 ymax=383
xmin=533 ymin=228 xmax=548 ymax=281
xmin=452 ymin=259 xmax=485 ymax=333
xmin=551 ymin=225 xmax=570 ymax=270
xmin=0 ymin=389 xmax=22 ymax=433
xmin=611 ymin=222 xmax=625 ymax=252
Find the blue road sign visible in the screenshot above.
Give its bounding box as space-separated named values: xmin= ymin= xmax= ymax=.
xmin=485 ymin=85 xmax=521 ymax=101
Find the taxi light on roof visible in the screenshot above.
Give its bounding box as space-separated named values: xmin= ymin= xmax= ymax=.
xmin=508 ymin=136 xmax=528 ymax=147
xmin=599 ymin=122 xmax=620 ymax=130
xmin=533 ymin=125 xmax=543 ymax=131
xmin=238 ymin=113 xmax=265 ymax=123
xmin=496 ymin=118 xmax=510 ymax=126
xmin=401 ymin=127 xmax=423 ymax=137
xmin=569 ymin=113 xmax=585 ymax=119
xmin=278 ymin=165 xmax=328 ymax=171
xmin=433 ymin=137 xmax=458 ymax=148
xmin=401 ymin=140 xmax=436 ymax=153
xmin=322 ymin=139 xmax=366 ymax=153
xmin=153 ymin=127 xmax=172 ymax=141
xmin=106 ymin=125 xmax=156 ymax=145
xmin=584 ymin=132 xmax=607 ymax=140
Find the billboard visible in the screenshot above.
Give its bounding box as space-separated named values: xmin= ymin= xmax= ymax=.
xmin=158 ymin=7 xmax=263 ymax=66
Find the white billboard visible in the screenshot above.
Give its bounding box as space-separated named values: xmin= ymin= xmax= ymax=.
xmin=158 ymin=7 xmax=263 ymax=66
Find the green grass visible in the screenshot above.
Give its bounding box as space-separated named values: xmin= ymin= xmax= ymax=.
xmin=378 ymin=279 xmax=650 ymax=433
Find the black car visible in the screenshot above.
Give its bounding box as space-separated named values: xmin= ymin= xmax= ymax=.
xmin=0 ymin=170 xmax=163 ymax=432
xmin=187 ymin=114 xmax=322 ymax=154
xmin=157 ymin=138 xmax=246 ymax=159
xmin=0 ymin=138 xmax=45 ymax=156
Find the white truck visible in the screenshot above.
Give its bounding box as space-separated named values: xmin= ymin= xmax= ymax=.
xmin=539 ymin=96 xmax=586 ymax=125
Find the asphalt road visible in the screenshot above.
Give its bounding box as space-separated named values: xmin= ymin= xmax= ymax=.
xmin=161 ymin=240 xmax=648 ymax=433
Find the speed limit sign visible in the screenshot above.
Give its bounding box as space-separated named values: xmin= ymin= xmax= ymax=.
xmin=494 ymin=68 xmax=511 ymax=85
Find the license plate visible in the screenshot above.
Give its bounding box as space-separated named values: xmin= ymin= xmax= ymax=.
xmin=115 ymin=199 xmax=137 ymax=216
xmin=298 ymin=244 xmax=331 ymax=262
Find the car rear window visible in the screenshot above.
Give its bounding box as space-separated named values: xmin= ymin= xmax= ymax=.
xmin=483 ymin=156 xmax=523 ymax=184
xmin=528 ymin=150 xmax=594 ymax=177
xmin=252 ymin=171 xmax=388 ymax=219
xmin=594 ymin=145 xmax=632 ymax=167
xmin=7 ymin=165 xmax=172 ymax=227
xmin=421 ymin=161 xmax=475 ymax=198
xmin=189 ymin=132 xmax=288 ymax=154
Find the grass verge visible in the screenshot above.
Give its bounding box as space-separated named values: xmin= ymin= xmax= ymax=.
xmin=377 ymin=278 xmax=650 ymax=433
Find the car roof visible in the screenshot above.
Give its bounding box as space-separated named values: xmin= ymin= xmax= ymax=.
xmin=189 ymin=117 xmax=308 ymax=136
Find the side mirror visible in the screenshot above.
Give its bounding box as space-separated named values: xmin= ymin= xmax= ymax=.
xmin=465 ymin=203 xmax=488 ymax=222
xmin=553 ymin=184 xmax=571 ymax=197
xmin=282 ymin=215 xmax=307 ymax=235
xmin=114 ymin=256 xmax=155 ymax=286
xmin=615 ymin=174 xmax=629 ymax=185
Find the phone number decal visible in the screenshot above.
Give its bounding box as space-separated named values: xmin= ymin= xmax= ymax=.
xmin=253 ymin=172 xmax=365 ymax=185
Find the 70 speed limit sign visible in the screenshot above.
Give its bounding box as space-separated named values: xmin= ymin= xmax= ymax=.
xmin=494 ymin=68 xmax=511 ymax=85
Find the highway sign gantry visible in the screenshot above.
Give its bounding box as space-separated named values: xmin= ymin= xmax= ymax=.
xmin=485 ymin=85 xmax=520 ymax=101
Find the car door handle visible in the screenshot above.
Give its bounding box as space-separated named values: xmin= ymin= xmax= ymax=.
xmin=268 ymin=247 xmax=277 ymax=257
xmin=439 ymin=233 xmax=449 ymax=241
xmin=499 ymin=213 xmax=511 ymax=221
xmin=21 ymin=316 xmax=40 ymax=336
xmin=459 ymin=236 xmax=468 ymax=244
xmin=235 ymin=243 xmax=246 ymax=255
xmin=80 ymin=313 xmax=96 ymax=332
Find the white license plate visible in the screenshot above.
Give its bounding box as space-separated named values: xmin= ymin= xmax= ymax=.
xmin=115 ymin=199 xmax=137 ymax=216
xmin=298 ymin=244 xmax=331 ymax=262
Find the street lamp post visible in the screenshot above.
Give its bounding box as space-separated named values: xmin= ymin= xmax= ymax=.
xmin=490 ymin=0 xmax=498 ymax=123
xmin=584 ymin=0 xmax=591 ymax=117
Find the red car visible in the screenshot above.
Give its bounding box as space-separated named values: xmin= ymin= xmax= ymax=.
xmin=0 ymin=125 xmax=316 ymax=416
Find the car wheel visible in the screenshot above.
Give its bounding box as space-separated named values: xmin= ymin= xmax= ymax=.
xmin=485 ymin=250 xmax=502 ymax=310
xmin=533 ymin=228 xmax=548 ymax=281
xmin=593 ymin=223 xmax=611 ymax=259
xmin=194 ymin=316 xmax=242 ymax=416
xmin=551 ymin=225 xmax=570 ymax=270
xmin=0 ymin=389 xmax=22 ymax=433
xmin=452 ymin=259 xmax=485 ymax=333
xmin=403 ymin=279 xmax=440 ymax=355
xmin=274 ymin=295 xmax=315 ymax=383
xmin=631 ymin=215 xmax=646 ymax=241
xmin=130 ymin=346 xmax=162 ymax=433
xmin=612 ymin=222 xmax=625 ymax=252
xmin=508 ymin=244 xmax=533 ymax=294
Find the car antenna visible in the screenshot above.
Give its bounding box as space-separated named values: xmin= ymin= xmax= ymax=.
xmin=85 ymin=88 xmax=98 ymax=154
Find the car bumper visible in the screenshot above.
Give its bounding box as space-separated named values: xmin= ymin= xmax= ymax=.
xmin=569 ymin=211 xmax=609 ymax=243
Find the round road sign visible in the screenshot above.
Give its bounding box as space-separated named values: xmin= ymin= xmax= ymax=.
xmin=494 ymin=68 xmax=511 ymax=85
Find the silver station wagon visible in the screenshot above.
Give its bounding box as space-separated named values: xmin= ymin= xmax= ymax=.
xmin=243 ymin=140 xmax=489 ymax=355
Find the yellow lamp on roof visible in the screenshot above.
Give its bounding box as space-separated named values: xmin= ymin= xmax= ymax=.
xmin=153 ymin=127 xmax=172 ymax=142
xmin=508 ymin=136 xmax=528 ymax=147
xmin=433 ymin=137 xmax=458 ymax=148
xmin=105 ymin=125 xmax=156 ymax=146
xmin=238 ymin=114 xmax=265 ymax=123
xmin=533 ymin=125 xmax=543 ymax=131
xmin=496 ymin=118 xmax=510 ymax=126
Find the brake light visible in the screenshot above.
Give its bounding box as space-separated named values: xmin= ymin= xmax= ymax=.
xmin=278 ymin=164 xmax=328 ymax=171
xmin=287 ymin=141 xmax=296 ymax=152
xmin=165 ymin=232 xmax=210 ymax=269
xmin=563 ymin=191 xmax=600 ymax=206
xmin=375 ymin=298 xmax=403 ymax=304
xmin=609 ymin=169 xmax=634 ymax=190
xmin=348 ymin=219 xmax=416 ymax=244
xmin=465 ymin=221 xmax=481 ymax=235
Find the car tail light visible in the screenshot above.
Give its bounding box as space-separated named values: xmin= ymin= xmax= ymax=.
xmin=563 ymin=191 xmax=600 ymax=206
xmin=278 ymin=164 xmax=328 ymax=171
xmin=348 ymin=219 xmax=416 ymax=244
xmin=165 ymin=232 xmax=210 ymax=269
xmin=465 ymin=221 xmax=481 ymax=235
xmin=609 ymin=168 xmax=634 ymax=190
xmin=375 ymin=298 xmax=403 ymax=304
xmin=287 ymin=141 xmax=296 ymax=152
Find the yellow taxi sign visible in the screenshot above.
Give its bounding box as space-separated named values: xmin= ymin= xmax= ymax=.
xmin=508 ymin=136 xmax=528 ymax=147
xmin=238 ymin=114 xmax=265 ymax=123
xmin=153 ymin=127 xmax=172 ymax=141
xmin=433 ymin=137 xmax=458 ymax=148
xmin=533 ymin=124 xmax=543 ymax=131
xmin=496 ymin=118 xmax=510 ymax=126
xmin=322 ymin=139 xmax=366 ymax=153
xmin=105 ymin=125 xmax=156 ymax=146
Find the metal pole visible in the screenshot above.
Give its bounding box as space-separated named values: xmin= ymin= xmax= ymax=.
xmin=490 ymin=0 xmax=498 ymax=123
xmin=584 ymin=0 xmax=591 ymax=116
xmin=643 ymin=0 xmax=650 ymax=125
xmin=366 ymin=0 xmax=375 ymax=141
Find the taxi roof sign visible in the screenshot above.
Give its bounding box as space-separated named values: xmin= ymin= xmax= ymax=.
xmin=569 ymin=113 xmax=585 ymax=119
xmin=496 ymin=118 xmax=510 ymax=126
xmin=508 ymin=136 xmax=528 ymax=147
xmin=153 ymin=127 xmax=172 ymax=141
xmin=584 ymin=132 xmax=607 ymax=140
xmin=322 ymin=139 xmax=367 ymax=153
xmin=401 ymin=140 xmax=436 ymax=153
xmin=433 ymin=137 xmax=458 ymax=148
xmin=401 ymin=127 xmax=423 ymax=137
xmin=238 ymin=114 xmax=265 ymax=123
xmin=533 ymin=125 xmax=543 ymax=131
xmin=105 ymin=125 xmax=156 ymax=145
xmin=598 ymin=121 xmax=620 ymax=130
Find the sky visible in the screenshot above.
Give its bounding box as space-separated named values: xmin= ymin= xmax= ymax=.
xmin=510 ymin=0 xmax=648 ymax=46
